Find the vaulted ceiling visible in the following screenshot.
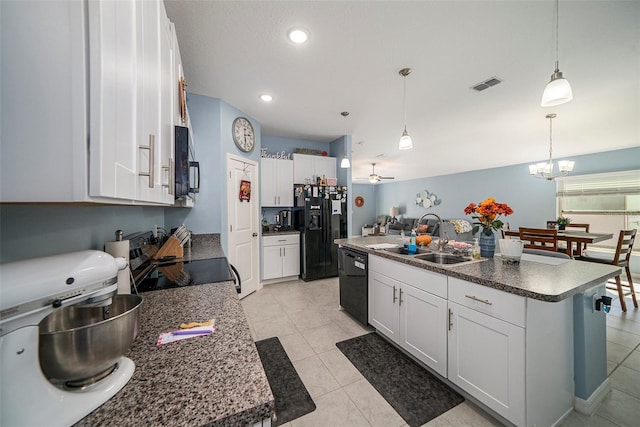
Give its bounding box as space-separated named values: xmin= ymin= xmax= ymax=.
xmin=164 ymin=0 xmax=639 ymax=183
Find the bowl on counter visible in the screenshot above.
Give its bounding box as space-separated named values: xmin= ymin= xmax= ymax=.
xmin=39 ymin=294 xmax=142 ymax=385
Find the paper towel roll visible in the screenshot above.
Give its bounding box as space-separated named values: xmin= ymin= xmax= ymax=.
xmin=105 ymin=240 xmax=131 ymax=294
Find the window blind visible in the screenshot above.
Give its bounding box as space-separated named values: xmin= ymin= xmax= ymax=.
xmin=556 ymin=170 xmax=640 ymax=197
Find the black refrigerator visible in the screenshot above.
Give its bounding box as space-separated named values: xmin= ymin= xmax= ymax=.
xmin=297 ymin=186 xmax=347 ymax=281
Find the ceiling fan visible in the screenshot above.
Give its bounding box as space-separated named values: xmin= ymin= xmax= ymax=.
xmin=366 ymin=163 xmax=395 ymax=183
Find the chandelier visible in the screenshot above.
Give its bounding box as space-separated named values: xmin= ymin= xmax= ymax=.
xmin=529 ymin=113 xmax=574 ymax=180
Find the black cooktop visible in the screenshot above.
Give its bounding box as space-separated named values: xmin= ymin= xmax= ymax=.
xmin=136 ymin=258 xmax=235 ymax=293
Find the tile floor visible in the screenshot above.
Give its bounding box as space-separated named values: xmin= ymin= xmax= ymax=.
xmin=241 ymin=278 xmax=640 ymax=427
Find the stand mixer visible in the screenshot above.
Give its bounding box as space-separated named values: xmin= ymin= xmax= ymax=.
xmin=0 ymin=250 xmax=138 ymax=426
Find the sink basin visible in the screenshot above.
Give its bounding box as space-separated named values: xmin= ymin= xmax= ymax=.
xmin=413 ymin=253 xmax=470 ymax=264
xmin=381 ymin=246 xmax=430 ymax=255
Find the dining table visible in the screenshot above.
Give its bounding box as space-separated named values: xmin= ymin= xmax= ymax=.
xmin=504 ymin=229 xmax=614 ymax=258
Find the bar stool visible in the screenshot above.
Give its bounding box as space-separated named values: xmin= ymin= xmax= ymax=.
xmin=575 ymin=229 xmax=637 ymax=312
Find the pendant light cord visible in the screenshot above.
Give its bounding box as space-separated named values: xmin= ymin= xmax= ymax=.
xmin=548 ymin=114 xmax=554 ymax=166
xmin=402 ymin=75 xmax=407 ymax=131
xmin=554 ymin=0 xmax=559 ymax=66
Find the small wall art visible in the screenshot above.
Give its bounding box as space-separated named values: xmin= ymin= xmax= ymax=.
xmin=416 ymin=190 xmax=441 ymax=208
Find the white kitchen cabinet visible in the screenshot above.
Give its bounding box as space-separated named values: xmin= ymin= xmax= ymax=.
xmin=369 ymin=255 xmax=448 ymax=376
xmin=447 ymin=301 xmax=525 ymax=426
xmin=262 ymin=234 xmax=300 ymax=281
xmin=292 ymin=153 xmax=337 ymax=184
xmin=261 ymin=158 xmax=293 ymax=207
xmin=1 ymin=0 xmax=178 ymax=205
xmin=447 ymin=276 xmax=573 ymax=427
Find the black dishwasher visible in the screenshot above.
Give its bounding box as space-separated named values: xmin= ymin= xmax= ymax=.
xmin=338 ymin=247 xmax=368 ymax=325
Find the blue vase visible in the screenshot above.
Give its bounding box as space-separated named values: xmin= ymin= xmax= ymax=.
xmin=479 ymin=231 xmax=496 ymax=258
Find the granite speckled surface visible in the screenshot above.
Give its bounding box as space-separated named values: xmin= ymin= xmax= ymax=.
xmin=185 ymin=233 xmax=226 ymax=260
xmin=336 ymin=236 xmax=621 ymax=302
xmin=79 ymin=283 xmax=274 ymax=426
xmin=262 ymin=230 xmax=301 ymax=236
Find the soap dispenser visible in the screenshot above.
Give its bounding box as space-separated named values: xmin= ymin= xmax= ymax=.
xmin=408 ymin=229 xmax=417 ymax=254
xmin=472 ymin=238 xmax=481 ymax=260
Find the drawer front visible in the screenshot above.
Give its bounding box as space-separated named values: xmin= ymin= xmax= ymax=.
xmin=370 ymin=255 xmax=447 ymax=298
xmin=449 ymin=277 xmax=526 ymax=327
xmin=263 ymin=234 xmax=299 ymax=247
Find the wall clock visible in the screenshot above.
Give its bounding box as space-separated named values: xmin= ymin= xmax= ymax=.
xmin=354 ymin=196 xmax=365 ymax=207
xmin=232 ymin=117 xmax=255 ymax=152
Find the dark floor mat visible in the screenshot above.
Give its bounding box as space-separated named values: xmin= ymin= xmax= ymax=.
xmin=255 ymin=337 xmax=316 ymax=426
xmin=336 ymin=332 xmax=464 ymax=427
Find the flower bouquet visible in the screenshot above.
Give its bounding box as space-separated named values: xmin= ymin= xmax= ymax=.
xmin=463 ymin=198 xmax=514 ymax=236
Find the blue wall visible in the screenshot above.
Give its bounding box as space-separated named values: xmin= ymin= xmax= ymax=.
xmin=351 ymin=183 xmax=377 ymax=236
xmin=0 ymin=205 xmax=165 ymax=263
xmin=374 ymin=147 xmax=640 ymax=230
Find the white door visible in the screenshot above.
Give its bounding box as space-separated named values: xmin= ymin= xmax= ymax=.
xmin=448 ymin=301 xmax=525 ymax=426
xmin=368 ymin=271 xmax=400 ymax=342
xmin=282 ymin=243 xmax=300 ymax=277
xmin=400 ymin=284 xmax=448 ymax=377
xmin=227 ymin=156 xmax=259 ymax=299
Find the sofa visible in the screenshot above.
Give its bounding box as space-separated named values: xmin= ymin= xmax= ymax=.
xmin=381 ymin=216 xmax=473 ymax=242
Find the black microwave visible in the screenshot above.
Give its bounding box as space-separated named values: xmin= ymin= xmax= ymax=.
xmin=175 ymin=126 xmax=199 ymax=197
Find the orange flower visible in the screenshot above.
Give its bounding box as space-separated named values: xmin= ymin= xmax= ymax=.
xmin=463 ymin=198 xmax=514 ymax=236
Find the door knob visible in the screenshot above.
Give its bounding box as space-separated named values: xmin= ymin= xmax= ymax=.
xmin=252 ymin=232 xmax=258 ymax=237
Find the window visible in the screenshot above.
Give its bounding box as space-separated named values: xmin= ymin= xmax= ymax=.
xmin=556 ymin=170 xmax=640 ymax=252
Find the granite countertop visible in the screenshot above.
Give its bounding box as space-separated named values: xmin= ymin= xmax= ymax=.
xmin=262 ymin=229 xmax=301 ymax=236
xmin=336 ymin=235 xmax=621 ymax=302
xmin=79 ymin=235 xmax=274 ymax=426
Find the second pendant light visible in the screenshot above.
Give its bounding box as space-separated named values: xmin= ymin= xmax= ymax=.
xmin=398 ymin=68 xmax=413 ymax=150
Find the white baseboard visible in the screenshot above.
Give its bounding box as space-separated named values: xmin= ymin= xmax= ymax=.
xmin=574 ymin=378 xmax=611 ymax=416
xmin=261 ymin=275 xmax=299 ymax=286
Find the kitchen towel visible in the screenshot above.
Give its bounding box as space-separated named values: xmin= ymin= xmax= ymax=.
xmin=105 ymin=240 xmax=130 ymax=294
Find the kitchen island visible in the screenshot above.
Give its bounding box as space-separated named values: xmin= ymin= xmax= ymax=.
xmin=78 ymin=281 xmax=274 ymax=426
xmin=336 ymin=235 xmax=621 ymax=427
xmin=337 ymin=235 xmax=620 ymax=301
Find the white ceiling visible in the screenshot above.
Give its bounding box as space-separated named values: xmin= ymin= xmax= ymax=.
xmin=164 ymin=0 xmax=639 ymax=183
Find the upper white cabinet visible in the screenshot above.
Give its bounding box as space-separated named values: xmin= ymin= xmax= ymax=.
xmin=292 ymin=154 xmax=336 ymax=184
xmin=1 ymin=0 xmax=179 ymax=205
xmin=261 ymin=158 xmax=293 ymax=207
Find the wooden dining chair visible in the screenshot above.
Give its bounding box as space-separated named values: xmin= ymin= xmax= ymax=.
xmin=519 ymin=227 xmax=558 ymax=252
xmin=575 ymin=229 xmax=637 ymax=312
xmin=559 ymin=223 xmax=590 ymax=256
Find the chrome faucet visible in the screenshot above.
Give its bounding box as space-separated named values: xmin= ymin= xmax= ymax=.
xmin=417 ymin=212 xmax=448 ymax=252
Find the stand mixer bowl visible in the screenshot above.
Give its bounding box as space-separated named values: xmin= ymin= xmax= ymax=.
xmin=39 ymin=294 xmax=142 ymax=385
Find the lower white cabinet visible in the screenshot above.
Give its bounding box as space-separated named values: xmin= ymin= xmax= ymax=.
xmin=368 ymin=256 xmax=447 ymax=376
xmin=262 ymin=234 xmax=300 ymax=280
xmin=368 ymin=258 xmax=574 ymax=427
xmin=447 ymin=301 xmax=525 ymax=426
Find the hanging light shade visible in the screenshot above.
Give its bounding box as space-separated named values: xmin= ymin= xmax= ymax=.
xmin=398 ymin=68 xmax=413 ymax=150
xmin=529 ymin=113 xmax=574 ymax=180
xmin=541 ymin=0 xmax=573 ymax=107
xmin=340 ymin=111 xmax=350 ymax=168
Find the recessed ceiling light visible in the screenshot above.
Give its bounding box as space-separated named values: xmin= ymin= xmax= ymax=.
xmin=287 ymin=28 xmax=308 ymax=44
xmin=259 ymin=94 xmax=273 ymax=102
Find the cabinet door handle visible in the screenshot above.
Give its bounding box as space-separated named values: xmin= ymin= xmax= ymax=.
xmin=162 ymin=157 xmax=174 ymax=195
xmin=138 ymin=134 xmax=155 ymax=188
xmin=280 ymin=248 xmax=282 ymax=257
xmin=465 ymin=295 xmax=493 ymax=305
xmin=449 ymin=308 xmax=453 ymax=331
xmin=399 ymin=288 xmax=404 ymax=306
xmin=283 ymin=247 xmax=286 ymax=257
xmin=274 ymin=196 xmax=277 ymax=205
xmin=393 ymin=286 xmax=397 ymax=303
xmin=278 ymin=196 xmax=280 ymax=204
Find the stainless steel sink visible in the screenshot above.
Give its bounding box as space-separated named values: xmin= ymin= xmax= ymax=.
xmin=381 ymin=246 xmax=430 ymax=255
xmin=413 ymin=253 xmax=470 ymax=264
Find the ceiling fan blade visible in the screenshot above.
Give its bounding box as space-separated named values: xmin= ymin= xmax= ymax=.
xmin=379 ymin=176 xmax=395 ymax=180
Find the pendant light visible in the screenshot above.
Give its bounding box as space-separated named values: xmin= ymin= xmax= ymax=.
xmin=541 ymin=0 xmax=573 ymax=107
xmin=398 ymin=68 xmax=413 ymax=150
xmin=529 ymin=113 xmax=574 ymax=180
xmin=340 ymin=112 xmax=350 ymax=168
